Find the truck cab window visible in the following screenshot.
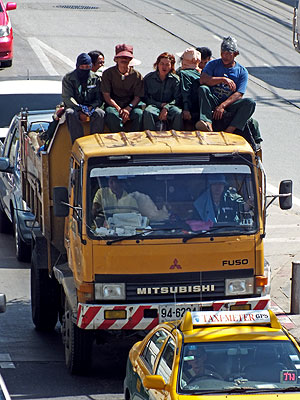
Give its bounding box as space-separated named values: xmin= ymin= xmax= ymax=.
xmin=88 ymin=164 xmax=258 ymax=239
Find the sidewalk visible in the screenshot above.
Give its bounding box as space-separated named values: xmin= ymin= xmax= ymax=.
xmin=266 ymin=203 xmax=300 ymax=340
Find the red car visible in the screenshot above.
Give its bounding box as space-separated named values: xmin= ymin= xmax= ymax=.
xmin=0 ymin=1 xmax=17 ymax=67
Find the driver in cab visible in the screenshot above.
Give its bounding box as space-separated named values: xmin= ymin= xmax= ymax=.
xmin=92 ymin=176 xmax=139 ymax=226
xmin=181 ymin=345 xmax=222 ymax=386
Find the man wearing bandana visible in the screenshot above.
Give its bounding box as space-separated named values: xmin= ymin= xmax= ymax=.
xmin=62 ymin=53 xmax=105 ymax=143
xmin=196 ymin=37 xmax=256 ymax=136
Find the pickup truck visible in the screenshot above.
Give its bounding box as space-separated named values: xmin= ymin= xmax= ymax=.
xmin=0 ymin=110 xmax=54 ymax=261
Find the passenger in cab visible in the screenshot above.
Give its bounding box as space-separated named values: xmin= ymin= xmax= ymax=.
xmin=62 ymin=53 xmax=105 ymax=143
xmin=176 ymin=48 xmax=202 ymax=129
xmin=88 ymin=50 xmax=105 ymax=77
xmin=143 ymin=52 xmax=182 ymax=131
xmin=196 ymin=36 xmax=256 ymax=134
xmin=193 ymin=174 xmax=245 ymax=224
xmin=101 ymin=44 xmax=144 ymax=133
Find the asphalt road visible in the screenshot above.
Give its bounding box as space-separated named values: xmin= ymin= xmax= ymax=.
xmin=0 ymin=0 xmax=300 ymax=399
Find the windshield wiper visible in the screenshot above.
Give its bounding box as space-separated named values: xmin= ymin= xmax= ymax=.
xmin=106 ymin=227 xmax=182 ymax=245
xmin=183 ymin=224 xmax=246 ymax=243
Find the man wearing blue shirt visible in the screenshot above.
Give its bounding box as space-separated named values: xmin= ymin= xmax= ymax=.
xmin=196 ymin=36 xmax=256 ymax=134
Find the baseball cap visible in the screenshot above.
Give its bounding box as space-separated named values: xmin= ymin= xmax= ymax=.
xmin=115 ymin=43 xmax=134 ymax=59
xmin=178 ymin=48 xmax=201 ymax=69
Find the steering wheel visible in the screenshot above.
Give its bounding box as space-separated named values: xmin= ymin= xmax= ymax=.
xmin=187 ymin=370 xmax=222 ymax=384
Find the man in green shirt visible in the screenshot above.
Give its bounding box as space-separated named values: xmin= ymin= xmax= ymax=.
xmin=62 ymin=53 xmax=105 ymax=143
xmin=101 ymin=44 xmax=144 ymax=133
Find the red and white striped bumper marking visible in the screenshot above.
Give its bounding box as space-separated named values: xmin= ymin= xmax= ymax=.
xmin=213 ymin=298 xmax=270 ymax=311
xmin=77 ymin=304 xmax=159 ymax=330
xmin=76 ymin=297 xmax=270 ymax=330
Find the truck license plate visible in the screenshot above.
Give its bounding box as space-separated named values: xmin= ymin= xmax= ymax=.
xmin=159 ymin=304 xmax=200 ymax=322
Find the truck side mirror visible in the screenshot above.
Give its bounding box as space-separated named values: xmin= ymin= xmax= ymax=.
xmin=0 ymin=294 xmax=6 ymax=313
xmin=53 ymin=186 xmax=69 ymax=217
xmin=279 ymin=180 xmax=292 ymax=210
xmin=0 ymin=157 xmax=13 ymax=174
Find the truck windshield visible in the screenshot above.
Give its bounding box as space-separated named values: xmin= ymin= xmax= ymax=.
xmin=179 ymin=340 xmax=300 ymax=394
xmin=87 ymin=164 xmax=258 ymax=239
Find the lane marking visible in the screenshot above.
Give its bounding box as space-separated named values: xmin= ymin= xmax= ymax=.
xmin=27 ymin=37 xmax=75 ymax=75
xmin=27 ymin=37 xmax=59 ymax=76
xmin=265 ymin=237 xmax=300 ymax=242
xmin=267 ymin=225 xmax=300 ymax=228
xmin=267 ymin=183 xmax=300 ymax=207
xmin=0 ymin=354 xmax=15 ymax=369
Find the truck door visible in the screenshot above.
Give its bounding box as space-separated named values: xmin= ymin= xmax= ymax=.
xmin=67 ymin=159 xmax=84 ymax=279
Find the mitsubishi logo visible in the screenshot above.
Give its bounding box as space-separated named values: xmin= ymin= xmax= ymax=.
xmin=170 ymin=258 xmax=182 ymax=270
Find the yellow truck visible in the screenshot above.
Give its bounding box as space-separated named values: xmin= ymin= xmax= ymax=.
xmin=19 ymin=111 xmax=292 ymax=374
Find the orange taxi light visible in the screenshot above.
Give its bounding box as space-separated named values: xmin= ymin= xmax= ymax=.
xmin=255 ymin=275 xmax=268 ymax=287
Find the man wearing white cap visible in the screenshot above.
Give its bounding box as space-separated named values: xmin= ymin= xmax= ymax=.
xmin=177 ymin=48 xmax=205 ymax=127
xmin=196 ymin=36 xmax=256 ymax=135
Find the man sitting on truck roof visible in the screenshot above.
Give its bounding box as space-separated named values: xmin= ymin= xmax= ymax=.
xmin=101 ymin=44 xmax=144 ymax=133
xmin=62 ymin=53 xmax=105 ymax=143
xmin=196 ymin=36 xmax=256 ymax=134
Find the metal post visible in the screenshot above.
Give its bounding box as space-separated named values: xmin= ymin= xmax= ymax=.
xmin=291 ymin=262 xmax=300 ymax=314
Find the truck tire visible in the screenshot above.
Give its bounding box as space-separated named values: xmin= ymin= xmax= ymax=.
xmin=62 ymin=298 xmax=93 ymax=375
xmin=31 ymin=246 xmax=60 ymax=331
xmin=14 ymin=217 xmax=31 ymax=262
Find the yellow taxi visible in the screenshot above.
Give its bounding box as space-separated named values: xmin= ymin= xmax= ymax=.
xmin=124 ymin=310 xmax=300 ymax=399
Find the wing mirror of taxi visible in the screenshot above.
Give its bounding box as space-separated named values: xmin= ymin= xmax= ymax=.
xmin=0 ymin=294 xmax=6 ymax=313
xmin=279 ymin=180 xmax=293 ymax=210
xmin=143 ymin=375 xmax=166 ymax=390
xmin=53 ymin=186 xmax=69 ymax=217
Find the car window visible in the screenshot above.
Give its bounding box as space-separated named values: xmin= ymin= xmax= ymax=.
xmin=2 ymin=119 xmax=17 ymax=158
xmin=156 ymin=337 xmax=175 ymax=384
xmin=8 ymin=128 xmax=19 ymax=169
xmin=141 ymin=329 xmax=169 ymax=373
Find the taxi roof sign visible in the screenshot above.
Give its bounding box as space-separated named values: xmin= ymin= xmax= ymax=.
xmin=180 ymin=310 xmax=281 ymax=332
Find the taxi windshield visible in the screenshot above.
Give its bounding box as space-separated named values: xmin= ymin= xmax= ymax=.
xmin=179 ymin=341 xmax=300 ymax=394
xmin=87 ymin=163 xmax=258 ymax=239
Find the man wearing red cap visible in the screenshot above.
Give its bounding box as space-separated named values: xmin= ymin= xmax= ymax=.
xmin=101 ymin=44 xmax=144 ymax=132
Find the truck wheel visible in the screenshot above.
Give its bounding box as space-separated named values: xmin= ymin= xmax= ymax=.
xmin=14 ymin=217 xmax=31 ymax=262
xmin=62 ymin=299 xmax=93 ymax=375
xmin=0 ymin=206 xmax=11 ymax=234
xmin=31 ymin=248 xmax=60 ymax=331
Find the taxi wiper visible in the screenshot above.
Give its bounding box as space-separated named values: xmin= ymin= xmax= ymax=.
xmin=106 ymin=227 xmax=182 ymax=245
xmin=183 ymin=225 xmax=245 ymax=243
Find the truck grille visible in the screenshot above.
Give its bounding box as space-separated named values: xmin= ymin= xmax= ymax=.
xmin=95 ymin=269 xmax=254 ymax=304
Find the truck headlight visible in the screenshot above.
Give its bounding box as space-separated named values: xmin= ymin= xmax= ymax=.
xmin=225 ymin=277 xmax=254 ymax=295
xmin=95 ymin=283 xmax=125 ymax=300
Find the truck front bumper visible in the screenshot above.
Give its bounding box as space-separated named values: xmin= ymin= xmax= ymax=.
xmin=76 ymin=295 xmax=270 ymax=330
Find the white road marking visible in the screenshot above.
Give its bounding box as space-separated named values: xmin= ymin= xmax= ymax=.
xmin=27 ymin=37 xmax=59 ymax=76
xmin=0 ymin=354 xmax=15 ymax=369
xmin=267 ymin=225 xmax=300 ymax=228
xmin=267 ymin=183 xmax=300 ymax=207
xmin=213 ymin=35 xmax=222 ymax=41
xmin=265 ymin=237 xmax=300 ymax=242
xmin=27 ymin=37 xmax=75 ymax=75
